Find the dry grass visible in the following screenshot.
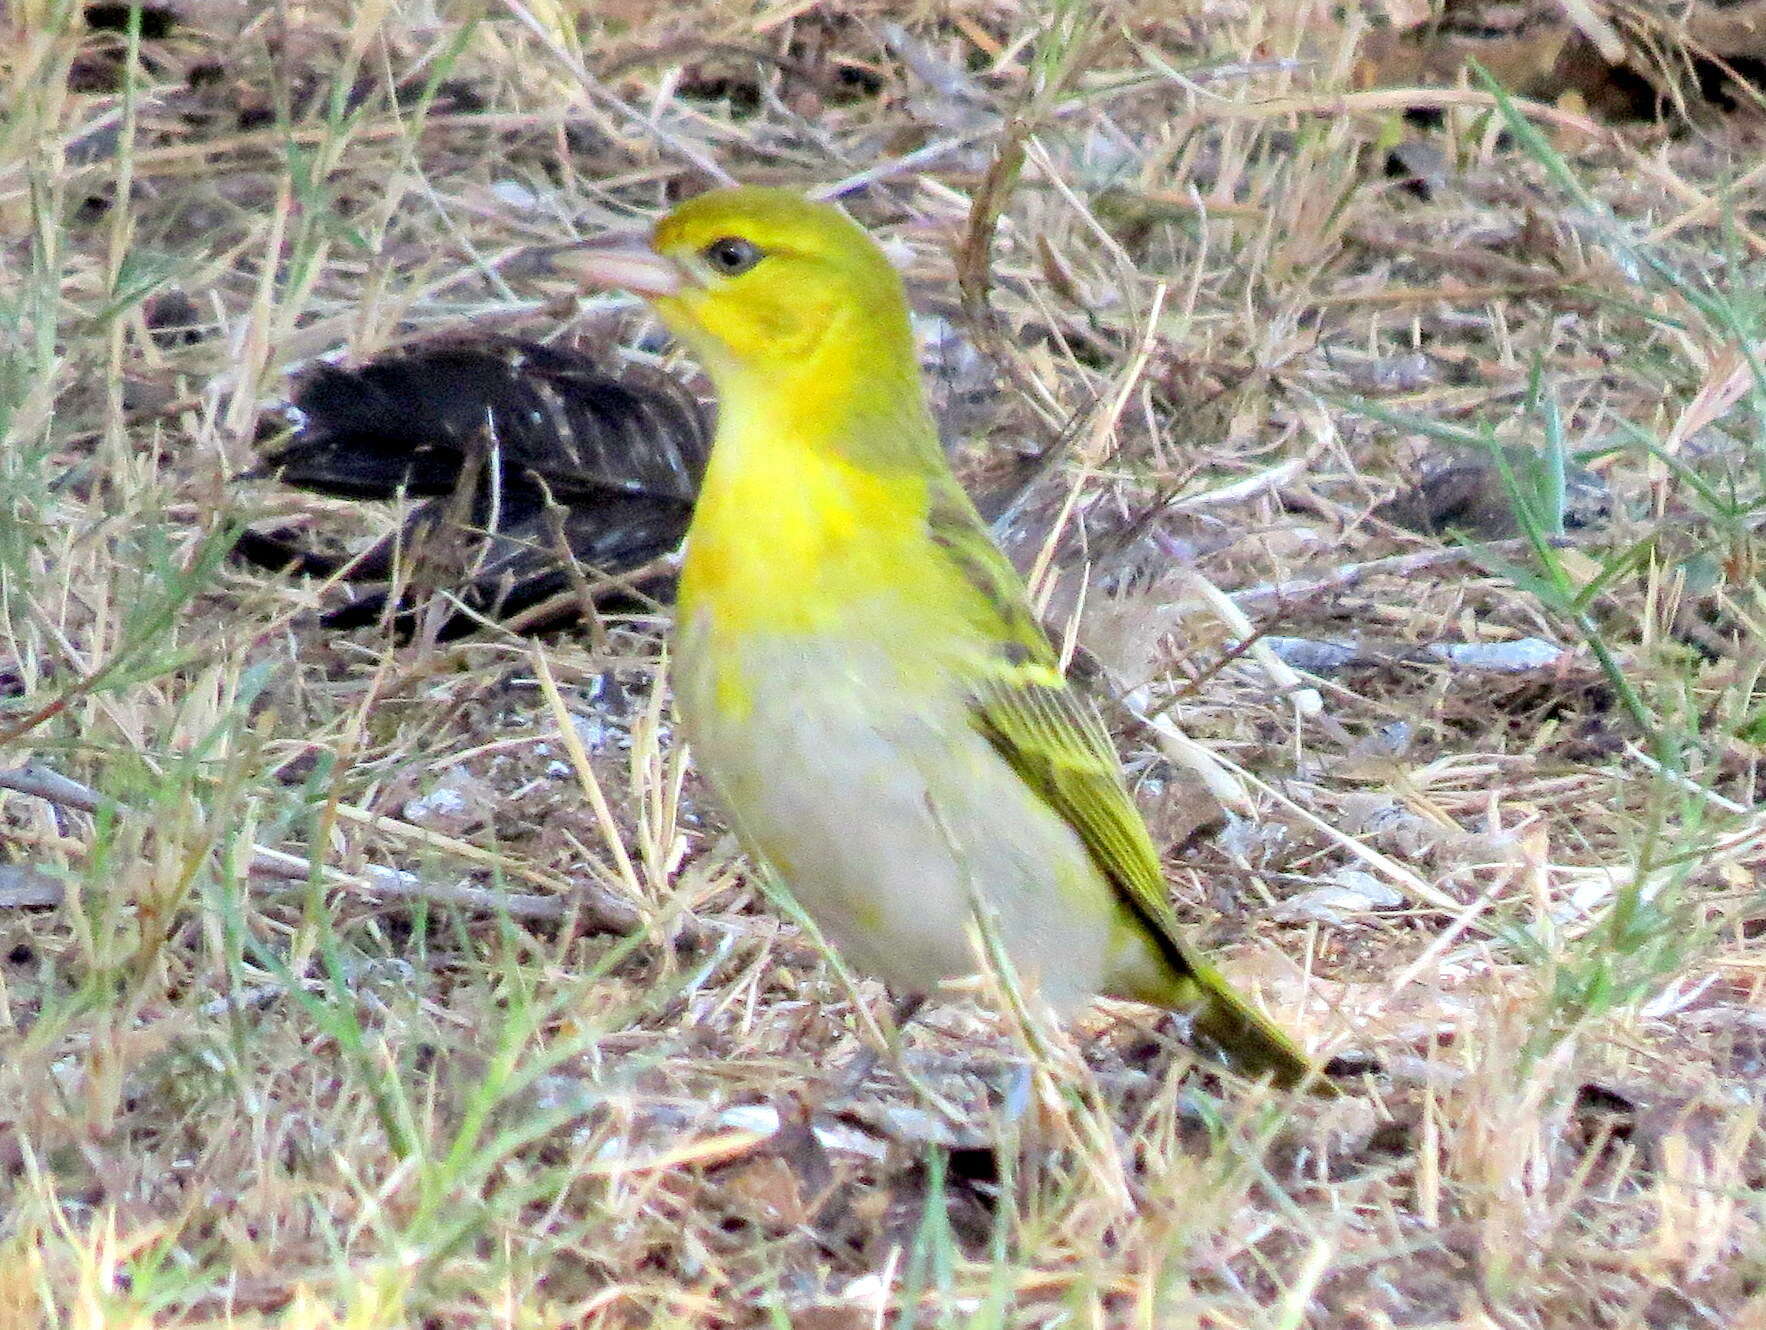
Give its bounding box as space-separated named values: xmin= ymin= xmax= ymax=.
xmin=4 ymin=1 xmax=1766 ymax=1325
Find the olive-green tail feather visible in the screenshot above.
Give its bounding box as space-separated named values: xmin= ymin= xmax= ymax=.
xmin=1181 ymin=968 xmax=1332 ymax=1094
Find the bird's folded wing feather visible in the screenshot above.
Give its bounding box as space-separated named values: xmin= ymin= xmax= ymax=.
xmin=967 ymin=667 xmax=1210 ymax=980
xmin=935 ymin=491 xmax=1324 ymax=1087
xmin=924 ymin=481 xmax=1203 ymax=972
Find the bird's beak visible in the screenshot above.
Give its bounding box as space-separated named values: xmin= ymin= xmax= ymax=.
xmin=530 ymin=236 xmax=685 ymax=298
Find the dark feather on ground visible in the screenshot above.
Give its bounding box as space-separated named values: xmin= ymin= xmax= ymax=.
xmin=236 ymin=340 xmax=711 ymax=637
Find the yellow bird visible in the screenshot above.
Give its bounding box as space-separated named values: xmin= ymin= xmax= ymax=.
xmin=554 ymin=187 xmax=1324 ymax=1089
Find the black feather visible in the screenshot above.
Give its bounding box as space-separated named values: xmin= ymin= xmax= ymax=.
xmin=237 ymin=340 xmax=711 ymax=637
xmin=264 ymin=341 xmax=708 ymax=507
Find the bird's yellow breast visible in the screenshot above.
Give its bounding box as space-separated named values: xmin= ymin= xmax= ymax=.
xmin=677 ymin=409 xmax=950 ymax=719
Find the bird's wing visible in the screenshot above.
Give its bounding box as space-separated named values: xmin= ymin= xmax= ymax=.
xmin=930 ymin=483 xmax=1319 ymax=1085
xmin=925 ymin=479 xmax=1182 ymax=946
xmin=966 ymin=665 xmax=1201 ymax=974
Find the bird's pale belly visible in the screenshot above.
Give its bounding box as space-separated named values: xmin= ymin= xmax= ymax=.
xmin=674 ymin=625 xmax=1121 ymax=1012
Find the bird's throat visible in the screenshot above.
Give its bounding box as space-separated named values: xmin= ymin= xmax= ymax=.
xmin=679 ymin=396 xmax=930 ymax=641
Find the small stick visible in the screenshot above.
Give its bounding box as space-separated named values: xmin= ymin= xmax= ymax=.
xmin=533 ymin=473 xmax=611 ymax=654
xmin=0 ymin=864 xmax=65 ymax=909
xmin=1221 ymin=541 xmax=1533 ymax=612
xmin=496 ymin=550 xmax=680 ymax=636
xmin=0 ymin=763 xmax=650 ymax=931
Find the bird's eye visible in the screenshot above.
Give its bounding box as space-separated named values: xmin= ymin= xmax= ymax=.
xmin=702 ymin=236 xmax=764 ymax=276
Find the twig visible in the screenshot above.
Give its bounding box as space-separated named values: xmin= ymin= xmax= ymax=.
xmin=1115 ymin=687 xmax=1254 ymax=817
xmin=1234 ymin=768 xmax=1467 ymax=916
xmin=955 ymin=107 xmax=1054 ymax=446
xmin=0 ymin=864 xmax=65 ymax=909
xmin=0 ymin=763 xmax=649 ymax=931
xmin=535 ymin=475 xmax=611 ymax=653
xmin=496 ymin=550 xmax=679 ymax=636
xmin=1176 ymin=556 xmax=1324 ymax=720
xmin=243 ymin=844 xmax=576 ymax=922
xmin=1221 ymin=541 xmax=1533 ymax=612
xmin=1167 ymin=458 xmax=1307 ymax=512
xmin=0 ymin=764 xmax=113 ymax=814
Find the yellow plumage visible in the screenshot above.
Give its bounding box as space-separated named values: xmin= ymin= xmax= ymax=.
xmin=554 ymin=186 xmax=1324 ymax=1089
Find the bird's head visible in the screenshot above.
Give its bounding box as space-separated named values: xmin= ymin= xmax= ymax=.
xmin=549 ymin=186 xmax=917 ymax=392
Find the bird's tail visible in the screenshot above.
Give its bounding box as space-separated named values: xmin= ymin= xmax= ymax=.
xmin=1167 ymin=966 xmax=1335 ymax=1095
